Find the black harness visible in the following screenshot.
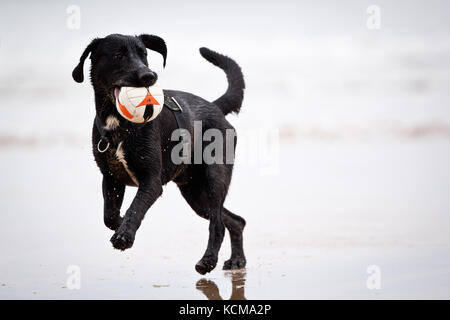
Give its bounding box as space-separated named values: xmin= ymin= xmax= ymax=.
xmin=95 ymin=93 xmax=186 ymax=153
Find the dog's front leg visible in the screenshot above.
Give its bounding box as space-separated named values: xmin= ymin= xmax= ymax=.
xmin=110 ymin=177 xmax=162 ymax=250
xmin=102 ymin=176 xmax=125 ymax=231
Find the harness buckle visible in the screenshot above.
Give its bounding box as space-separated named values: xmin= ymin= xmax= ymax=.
xmin=171 ymin=97 xmax=183 ymax=112
xmin=97 ymin=138 xmax=110 ymax=153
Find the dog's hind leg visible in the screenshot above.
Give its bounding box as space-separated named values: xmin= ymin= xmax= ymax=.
xmin=177 ymin=167 xmax=229 ymax=274
xmin=178 ymin=165 xmax=245 ymax=273
xmin=222 ymin=208 xmax=246 ymax=270
xmin=102 ymin=175 xmax=125 ymax=231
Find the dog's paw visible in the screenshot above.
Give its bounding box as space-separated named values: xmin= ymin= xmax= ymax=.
xmin=195 ymin=255 xmax=218 ymax=275
xmin=223 ymin=256 xmax=246 ymax=270
xmin=110 ymin=226 xmax=135 ymax=251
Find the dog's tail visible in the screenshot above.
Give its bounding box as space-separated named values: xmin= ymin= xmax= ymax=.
xmin=199 ymin=47 xmax=245 ymax=115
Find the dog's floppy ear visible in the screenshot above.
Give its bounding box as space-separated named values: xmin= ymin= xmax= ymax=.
xmin=138 ymin=34 xmax=167 ymax=67
xmin=72 ymin=38 xmax=103 ymax=83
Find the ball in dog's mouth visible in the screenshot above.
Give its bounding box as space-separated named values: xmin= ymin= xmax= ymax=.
xmin=114 ymin=85 xmax=165 ymax=123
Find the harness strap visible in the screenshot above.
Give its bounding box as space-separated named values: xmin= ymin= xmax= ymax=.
xmin=162 ymin=94 xmax=189 ymax=181
xmin=95 ymin=116 xmax=111 ymax=153
xmin=163 ymin=93 xmax=188 ymax=131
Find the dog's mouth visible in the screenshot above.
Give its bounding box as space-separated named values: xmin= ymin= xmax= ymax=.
xmin=113 ymin=87 xmax=120 ymax=101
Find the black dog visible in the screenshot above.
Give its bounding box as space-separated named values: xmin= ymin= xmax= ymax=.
xmin=72 ymin=34 xmax=246 ymax=274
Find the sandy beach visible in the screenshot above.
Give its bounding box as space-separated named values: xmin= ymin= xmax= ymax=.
xmin=1 ymin=138 xmax=450 ymax=299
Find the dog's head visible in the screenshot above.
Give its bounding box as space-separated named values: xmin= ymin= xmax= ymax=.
xmin=72 ymin=33 xmax=167 ymax=105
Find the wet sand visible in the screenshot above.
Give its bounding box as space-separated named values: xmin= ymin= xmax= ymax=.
xmin=1 ymin=140 xmax=449 ymax=299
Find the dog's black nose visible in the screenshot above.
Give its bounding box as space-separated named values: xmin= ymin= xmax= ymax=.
xmin=139 ymin=71 xmax=158 ymax=87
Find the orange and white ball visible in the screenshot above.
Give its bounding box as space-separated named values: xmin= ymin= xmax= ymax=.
xmin=115 ymin=85 xmax=164 ymax=123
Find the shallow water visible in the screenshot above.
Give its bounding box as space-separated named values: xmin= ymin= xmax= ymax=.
xmin=1 ymin=139 xmax=449 ymax=299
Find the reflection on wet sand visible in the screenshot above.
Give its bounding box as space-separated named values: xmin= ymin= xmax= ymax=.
xmin=196 ymin=270 xmax=247 ymax=300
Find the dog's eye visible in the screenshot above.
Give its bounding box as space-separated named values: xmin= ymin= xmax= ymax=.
xmin=113 ymin=53 xmax=124 ymax=60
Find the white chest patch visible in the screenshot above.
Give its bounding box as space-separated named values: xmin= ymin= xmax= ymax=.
xmin=116 ymin=141 xmax=139 ymax=186
xmin=105 ymin=115 xmax=120 ymax=130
